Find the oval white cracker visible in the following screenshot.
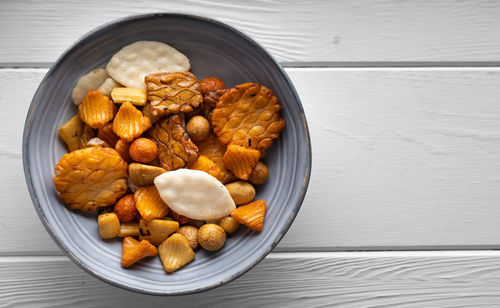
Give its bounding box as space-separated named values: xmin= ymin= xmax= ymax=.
xmin=71 ymin=69 xmax=109 ymax=105
xmin=97 ymin=77 xmax=121 ymax=97
xmin=106 ymin=41 xmax=190 ymax=90
xmin=154 ymin=169 xmax=235 ymax=220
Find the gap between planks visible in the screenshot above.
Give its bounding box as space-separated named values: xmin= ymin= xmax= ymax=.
xmin=3 ymin=250 xmax=500 ymax=262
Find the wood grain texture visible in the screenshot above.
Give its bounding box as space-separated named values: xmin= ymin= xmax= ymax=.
xmin=2 ymin=252 xmax=500 ymax=307
xmin=5 ymin=68 xmax=500 ymax=254
xmin=2 ymin=0 xmax=500 ymax=64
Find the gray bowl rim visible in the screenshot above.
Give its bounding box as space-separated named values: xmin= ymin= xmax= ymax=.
xmin=22 ymin=12 xmax=312 ymax=296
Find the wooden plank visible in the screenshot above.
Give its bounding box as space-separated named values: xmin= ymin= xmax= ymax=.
xmin=2 ymin=252 xmax=500 ymax=307
xmin=2 ymin=0 xmax=500 ymax=64
xmin=4 ymin=68 xmax=500 ymax=254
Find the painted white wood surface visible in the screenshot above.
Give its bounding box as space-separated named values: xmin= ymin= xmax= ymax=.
xmin=3 ymin=0 xmax=500 ymax=64
xmin=2 ymin=252 xmax=500 ymax=307
xmin=4 ymin=68 xmax=500 ymax=254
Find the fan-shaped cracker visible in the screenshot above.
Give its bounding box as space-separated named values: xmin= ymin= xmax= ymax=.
xmin=212 ymin=83 xmax=285 ymax=153
xmin=112 ymin=102 xmax=152 ymax=142
xmin=53 ymin=147 xmax=128 ymax=211
xmin=106 ymin=41 xmax=190 ymax=89
xmin=78 ymin=90 xmax=117 ymax=129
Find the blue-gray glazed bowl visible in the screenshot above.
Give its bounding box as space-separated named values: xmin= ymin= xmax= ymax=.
xmin=23 ymin=13 xmax=311 ymax=295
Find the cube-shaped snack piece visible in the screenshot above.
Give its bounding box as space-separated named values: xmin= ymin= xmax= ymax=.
xmin=128 ymin=163 xmax=166 ymax=186
xmin=134 ymin=185 xmax=169 ymax=220
xmin=158 ymin=233 xmax=195 ymax=273
xmin=112 ymin=102 xmax=152 ymax=142
xmin=98 ymin=123 xmax=120 ymax=147
xmin=58 ymin=114 xmax=84 ymax=152
xmin=111 ymin=87 xmax=147 ymax=106
xmin=121 ymin=237 xmax=157 ymax=268
xmin=97 ymin=213 xmax=120 ymax=239
xmin=145 ymin=72 xmax=203 ymax=117
xmin=231 ymin=200 xmax=266 ymax=232
xmin=148 ymin=115 xmax=199 ymax=171
xmin=119 ymin=222 xmax=140 ymax=237
xmin=53 ymin=147 xmax=128 ymax=211
xmin=78 ymin=90 xmax=117 ymax=129
xmin=190 ymin=155 xmax=224 ymax=181
xmin=223 ymin=145 xmax=260 ymax=180
xmin=139 ymin=219 xmax=179 ymax=245
xmin=212 ymin=83 xmax=285 ymax=154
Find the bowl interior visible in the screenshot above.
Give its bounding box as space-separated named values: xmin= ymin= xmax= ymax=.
xmin=23 ymin=14 xmax=310 ymax=295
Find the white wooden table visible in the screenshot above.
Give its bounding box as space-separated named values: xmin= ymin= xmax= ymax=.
xmin=3 ymin=1 xmax=500 ymax=306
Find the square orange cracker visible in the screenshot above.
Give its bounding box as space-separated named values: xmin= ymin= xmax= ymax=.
xmin=78 ymin=90 xmax=116 ymax=129
xmin=223 ymin=144 xmax=260 ymax=180
xmin=231 ymin=200 xmax=266 ymax=232
xmin=148 ymin=115 xmax=199 ymax=171
xmin=134 ymin=185 xmax=169 ymax=220
xmin=190 ymin=155 xmax=224 ymax=181
xmin=145 ymin=72 xmax=203 ymax=117
xmin=112 ymin=101 xmax=152 ymax=142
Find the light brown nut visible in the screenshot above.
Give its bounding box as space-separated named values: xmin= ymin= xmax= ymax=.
xmin=128 ymin=163 xmax=166 ymax=186
xmin=112 ymin=102 xmax=152 ymax=142
xmin=119 ymin=222 xmax=140 ymax=237
xmin=53 ymin=147 xmax=128 ymax=211
xmin=98 ymin=212 xmax=120 ymax=239
xmin=134 ymin=185 xmax=169 ymax=220
xmin=148 ymin=115 xmax=199 ymax=171
xmin=198 ymin=224 xmax=226 ymax=252
xmin=212 ymin=83 xmax=285 ymax=154
xmin=199 ymin=77 xmax=226 ymax=95
xmin=145 ymin=72 xmax=203 ymax=116
xmin=115 ymin=139 xmax=132 ymax=163
xmin=158 ymin=233 xmax=195 ymax=273
xmin=58 ymin=114 xmax=84 ymax=152
xmin=121 ymin=237 xmax=157 ymax=268
xmin=186 ymin=115 xmax=210 ymax=142
xmin=178 ymin=225 xmax=198 ymax=249
xmin=78 ymin=90 xmax=116 ymax=129
xmin=139 ymin=219 xmax=179 ymax=245
xmin=223 ymin=145 xmax=260 ymax=180
xmin=219 ymin=216 xmax=239 ymax=234
xmin=129 ymin=138 xmax=158 ymax=163
xmin=98 ymin=123 xmax=120 ymax=147
xmin=114 ymin=194 xmax=138 ymax=223
xmin=249 ymin=161 xmax=269 ymax=185
xmin=225 ymin=181 xmax=256 ymax=205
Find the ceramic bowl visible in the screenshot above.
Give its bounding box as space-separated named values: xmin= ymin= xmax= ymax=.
xmin=23 ymin=13 xmax=311 ymax=295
